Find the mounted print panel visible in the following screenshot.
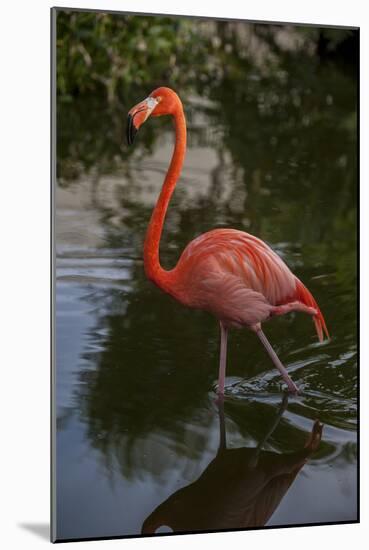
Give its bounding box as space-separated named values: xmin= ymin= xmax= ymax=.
xmin=51 ymin=7 xmax=358 ymax=543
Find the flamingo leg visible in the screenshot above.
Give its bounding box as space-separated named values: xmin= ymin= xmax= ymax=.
xmin=255 ymin=328 xmax=299 ymax=394
xmin=218 ymin=322 xmax=228 ymax=396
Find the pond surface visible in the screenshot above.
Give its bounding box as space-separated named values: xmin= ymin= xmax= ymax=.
xmin=55 ymin=62 xmax=357 ymax=540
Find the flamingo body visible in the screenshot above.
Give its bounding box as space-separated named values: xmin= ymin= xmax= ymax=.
xmin=167 ymin=228 xmax=327 ymax=339
xmin=127 ymin=87 xmax=329 ymax=394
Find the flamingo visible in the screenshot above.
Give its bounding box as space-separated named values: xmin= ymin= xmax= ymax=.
xmin=127 ymin=87 xmax=329 ymax=395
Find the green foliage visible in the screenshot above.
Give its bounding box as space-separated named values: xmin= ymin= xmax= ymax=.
xmin=56 ymin=10 xmax=358 ymax=188
xmin=56 ymin=11 xmax=357 ymax=104
xmin=56 ymin=11 xmax=211 ymax=104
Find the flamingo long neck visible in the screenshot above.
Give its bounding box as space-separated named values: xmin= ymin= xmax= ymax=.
xmin=143 ymin=104 xmax=186 ymax=290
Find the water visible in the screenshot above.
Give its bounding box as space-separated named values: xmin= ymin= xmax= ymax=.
xmin=54 ymin=62 xmax=357 ymax=540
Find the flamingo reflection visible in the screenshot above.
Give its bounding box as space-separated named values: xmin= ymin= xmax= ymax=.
xmin=142 ymin=396 xmax=323 ymax=534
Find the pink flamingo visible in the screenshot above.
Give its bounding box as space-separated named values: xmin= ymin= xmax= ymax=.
xmin=127 ymin=87 xmax=329 ymax=395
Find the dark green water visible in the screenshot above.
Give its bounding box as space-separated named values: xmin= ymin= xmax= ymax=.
xmin=55 ymin=62 xmax=357 ymax=540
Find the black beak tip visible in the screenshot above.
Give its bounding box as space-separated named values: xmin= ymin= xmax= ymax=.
xmin=126 ymin=114 xmax=138 ymax=146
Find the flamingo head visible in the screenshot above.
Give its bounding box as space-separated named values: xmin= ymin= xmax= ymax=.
xmin=127 ymin=87 xmax=181 ymax=145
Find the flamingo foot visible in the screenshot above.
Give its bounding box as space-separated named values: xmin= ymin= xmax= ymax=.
xmin=271 ymin=302 xmax=317 ymax=317
xmin=304 ymin=419 xmax=324 ymax=452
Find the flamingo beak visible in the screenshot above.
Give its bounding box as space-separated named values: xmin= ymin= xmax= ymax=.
xmin=126 ymin=96 xmax=159 ymax=145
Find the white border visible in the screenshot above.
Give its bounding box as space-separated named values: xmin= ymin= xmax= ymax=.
xmin=1 ymin=1 xmax=366 ymax=548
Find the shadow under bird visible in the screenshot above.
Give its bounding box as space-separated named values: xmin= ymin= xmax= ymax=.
xmin=141 ymin=396 xmax=323 ymax=534
xmin=127 ymin=87 xmax=329 ymax=394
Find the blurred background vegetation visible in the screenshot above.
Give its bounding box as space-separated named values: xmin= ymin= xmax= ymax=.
xmin=57 ymin=11 xmax=357 ymax=102
xmin=56 ymin=10 xmax=358 ymax=184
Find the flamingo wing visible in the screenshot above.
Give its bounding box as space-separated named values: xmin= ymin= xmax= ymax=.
xmin=174 ymin=228 xmax=328 ymax=341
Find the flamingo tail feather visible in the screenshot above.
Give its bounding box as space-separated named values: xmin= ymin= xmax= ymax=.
xmin=295 ymin=279 xmax=329 ymax=343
